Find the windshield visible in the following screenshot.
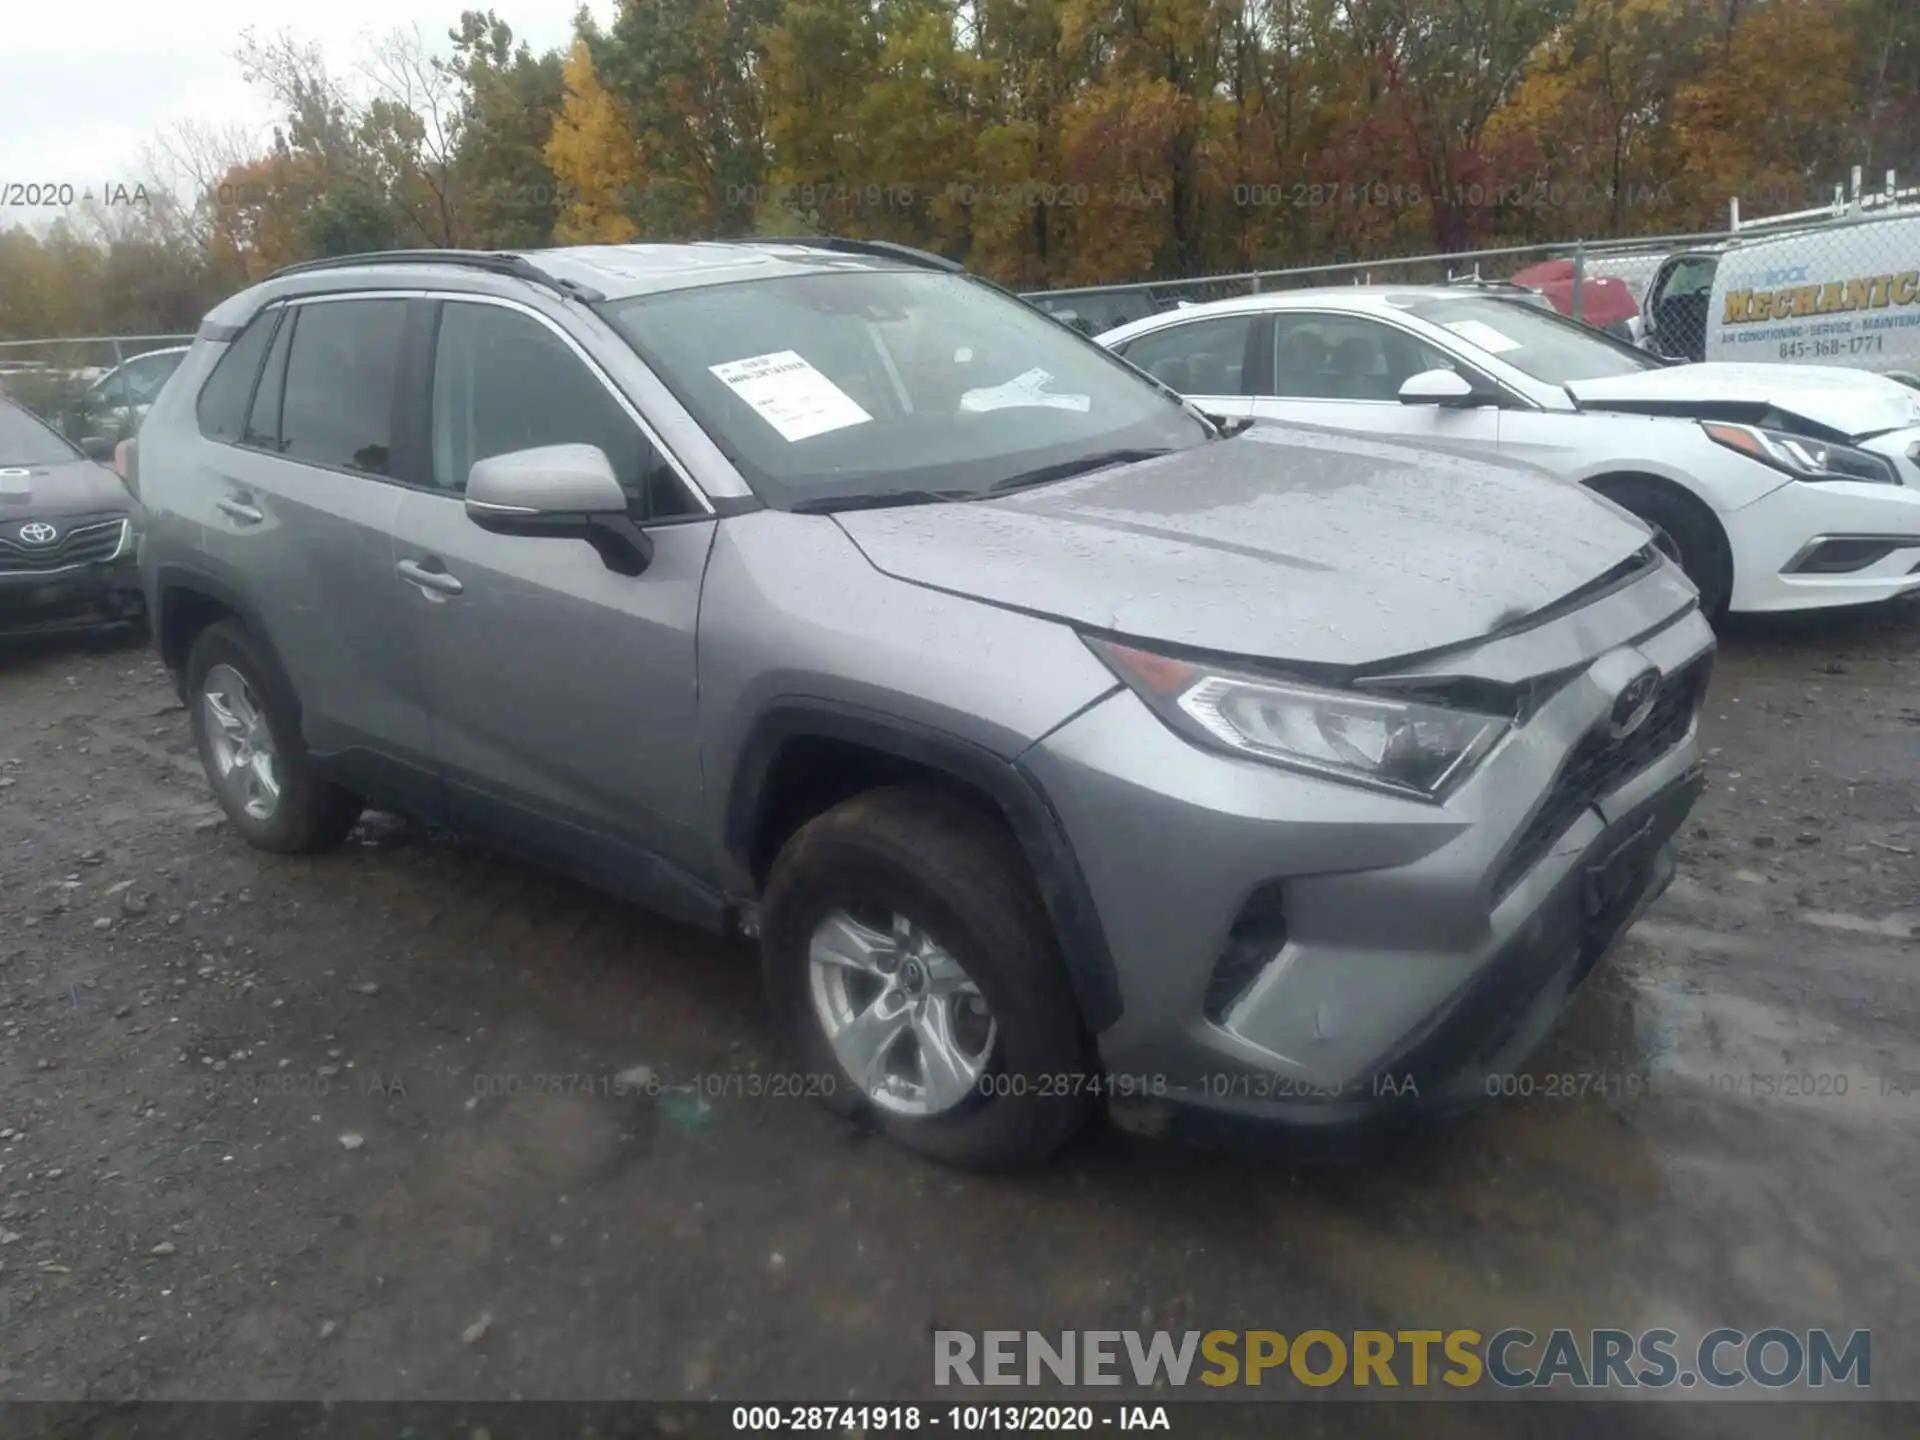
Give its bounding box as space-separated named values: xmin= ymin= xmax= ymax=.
xmin=605 ymin=270 xmax=1210 ymax=508
xmin=0 ymin=402 xmax=83 ymax=466
xmin=1406 ymin=296 xmax=1663 ymax=385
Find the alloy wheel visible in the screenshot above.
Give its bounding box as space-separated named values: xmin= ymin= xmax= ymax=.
xmin=807 ymin=907 xmax=998 ymax=1116
xmin=201 ymin=663 xmax=281 ymax=822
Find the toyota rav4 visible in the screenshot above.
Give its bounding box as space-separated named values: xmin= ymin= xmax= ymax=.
xmin=135 ymin=240 xmax=1712 ymax=1167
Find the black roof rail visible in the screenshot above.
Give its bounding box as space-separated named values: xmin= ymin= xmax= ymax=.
xmin=738 ymin=236 xmax=965 ymax=273
xmin=267 ymin=249 xmax=606 ymax=303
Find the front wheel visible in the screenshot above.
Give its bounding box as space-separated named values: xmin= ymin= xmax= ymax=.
xmin=760 ymin=788 xmax=1096 ymax=1168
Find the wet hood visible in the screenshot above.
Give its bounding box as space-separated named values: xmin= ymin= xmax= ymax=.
xmin=1566 ymin=363 xmax=1920 ymax=440
xmin=835 ymin=425 xmax=1655 ymax=668
xmin=0 ymin=458 xmax=135 ymax=520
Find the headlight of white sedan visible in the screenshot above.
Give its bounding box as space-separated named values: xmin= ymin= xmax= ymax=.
xmin=1087 ymin=638 xmax=1510 ymax=801
xmin=1702 ymin=422 xmax=1900 ymax=485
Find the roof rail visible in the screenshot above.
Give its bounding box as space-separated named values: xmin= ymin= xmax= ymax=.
xmin=267 ymin=249 xmax=606 ymax=303
xmin=738 ymin=236 xmax=965 ymax=273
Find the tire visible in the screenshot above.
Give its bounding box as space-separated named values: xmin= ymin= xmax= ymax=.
xmin=1589 ymin=476 xmax=1733 ymax=622
xmin=185 ymin=620 xmax=362 ymax=853
xmin=761 ymin=787 xmax=1095 ymax=1168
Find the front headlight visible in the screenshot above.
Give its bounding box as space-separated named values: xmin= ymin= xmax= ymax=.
xmin=1087 ymin=638 xmax=1510 ymax=801
xmin=1702 ymin=422 xmax=1900 ymax=485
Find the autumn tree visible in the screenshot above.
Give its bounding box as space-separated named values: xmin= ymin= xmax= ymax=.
xmin=446 ymin=11 xmax=569 ymax=247
xmin=585 ymin=0 xmax=779 ymax=236
xmin=546 ymin=40 xmax=648 ymax=242
xmin=1485 ymin=0 xmax=1714 ymax=237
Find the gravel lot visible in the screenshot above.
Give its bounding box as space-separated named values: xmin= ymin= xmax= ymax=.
xmin=1 ymin=603 xmax=1917 ymax=1422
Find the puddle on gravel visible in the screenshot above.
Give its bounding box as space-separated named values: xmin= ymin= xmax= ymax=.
xmin=1629 ymin=977 xmax=1918 ymax=1123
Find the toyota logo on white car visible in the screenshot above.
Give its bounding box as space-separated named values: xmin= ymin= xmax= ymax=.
xmin=17 ymin=521 xmax=57 ymax=545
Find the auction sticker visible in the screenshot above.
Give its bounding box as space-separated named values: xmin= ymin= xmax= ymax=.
xmin=709 ymin=351 xmax=872 ymax=441
xmin=1443 ymin=319 xmax=1522 ymax=354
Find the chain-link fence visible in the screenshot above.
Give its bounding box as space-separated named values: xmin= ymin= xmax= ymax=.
xmin=1017 ymin=205 xmax=1920 ymax=386
xmin=0 ymin=333 xmax=195 ymax=460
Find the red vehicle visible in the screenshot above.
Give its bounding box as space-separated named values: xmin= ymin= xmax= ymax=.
xmin=1510 ymin=258 xmax=1639 ymax=333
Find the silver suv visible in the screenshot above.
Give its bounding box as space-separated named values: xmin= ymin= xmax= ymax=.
xmin=136 ymin=240 xmax=1712 ymax=1167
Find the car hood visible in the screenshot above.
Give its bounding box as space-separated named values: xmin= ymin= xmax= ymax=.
xmin=1566 ymin=363 xmax=1920 ymax=439
xmin=0 ymin=457 xmax=134 ymax=519
xmin=834 ymin=424 xmax=1654 ymax=669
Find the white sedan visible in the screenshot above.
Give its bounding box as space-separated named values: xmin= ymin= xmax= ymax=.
xmin=1098 ymin=288 xmax=1920 ymax=618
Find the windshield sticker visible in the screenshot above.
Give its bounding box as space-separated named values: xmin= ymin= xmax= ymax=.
xmin=959 ymin=367 xmax=1092 ymax=414
xmin=1443 ymin=320 xmax=1522 ymax=354
xmin=708 ymin=351 xmax=872 ymax=442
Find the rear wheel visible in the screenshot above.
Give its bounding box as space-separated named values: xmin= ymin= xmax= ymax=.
xmin=186 ymin=621 xmax=361 ymax=853
xmin=1589 ymin=476 xmax=1733 ymax=622
xmin=761 ymin=788 xmax=1095 ymax=1168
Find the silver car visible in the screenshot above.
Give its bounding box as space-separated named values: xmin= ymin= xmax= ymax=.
xmin=135 ymin=241 xmax=1712 ymax=1167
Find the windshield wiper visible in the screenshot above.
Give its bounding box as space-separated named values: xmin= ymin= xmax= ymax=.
xmin=1201 ymin=413 xmax=1257 ymax=437
xmin=791 ymin=447 xmax=1178 ymax=513
xmin=790 ymin=488 xmax=971 ymax=514
xmin=984 ymin=448 xmax=1173 ymax=496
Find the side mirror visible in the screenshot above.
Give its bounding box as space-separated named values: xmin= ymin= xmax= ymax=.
xmin=465 ymin=443 xmax=653 ymax=576
xmin=1399 ymin=368 xmax=1492 ymax=408
xmin=79 ymin=435 xmax=118 ymax=461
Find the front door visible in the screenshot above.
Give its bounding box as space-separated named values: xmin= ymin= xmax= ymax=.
xmin=1249 ymin=311 xmax=1503 ymax=452
xmin=389 ymin=297 xmax=718 ymax=911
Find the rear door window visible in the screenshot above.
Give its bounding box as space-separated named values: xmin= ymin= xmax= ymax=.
xmin=1116 ymin=316 xmax=1256 ymax=395
xmin=277 ymin=299 xmax=408 ymax=477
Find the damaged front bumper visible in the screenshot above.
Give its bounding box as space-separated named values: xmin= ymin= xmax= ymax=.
xmin=0 ymin=516 xmax=145 ymax=640
xmin=1020 ymin=575 xmax=1715 ymax=1144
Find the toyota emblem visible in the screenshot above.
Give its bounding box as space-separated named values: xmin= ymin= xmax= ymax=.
xmin=1607 ymin=668 xmax=1661 ymax=739
xmin=17 ymin=521 xmax=57 ymax=546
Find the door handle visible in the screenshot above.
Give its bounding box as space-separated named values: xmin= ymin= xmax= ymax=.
xmin=396 ymin=558 xmax=464 ymax=597
xmin=216 ymin=496 xmax=264 ymax=525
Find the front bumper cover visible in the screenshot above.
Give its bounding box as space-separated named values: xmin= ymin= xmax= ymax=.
xmin=0 ymin=539 xmax=144 ymax=640
xmin=1110 ymin=761 xmax=1703 ymax=1144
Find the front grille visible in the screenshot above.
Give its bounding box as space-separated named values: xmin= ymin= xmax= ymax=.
xmin=0 ymin=519 xmax=126 ymax=573
xmin=1493 ymin=656 xmax=1710 ymax=899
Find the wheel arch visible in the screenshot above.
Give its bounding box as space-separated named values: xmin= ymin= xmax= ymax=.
xmin=726 ymin=702 xmax=1124 ymax=1033
xmin=152 ymin=565 xmax=300 ymax=714
xmin=1583 ymin=470 xmax=1735 ymax=613
xmin=1583 ymin=469 xmax=1729 ymax=540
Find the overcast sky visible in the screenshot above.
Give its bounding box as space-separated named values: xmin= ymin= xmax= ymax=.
xmin=0 ymin=0 xmax=607 ymax=224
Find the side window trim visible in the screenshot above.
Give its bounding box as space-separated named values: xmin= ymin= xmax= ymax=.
xmin=432 ymin=293 xmax=713 ymax=518
xmin=241 ymin=305 xmax=293 ymax=452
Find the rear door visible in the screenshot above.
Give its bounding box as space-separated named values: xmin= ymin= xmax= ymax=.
xmin=388 ymin=296 xmax=719 ymax=910
xmin=192 ymin=294 xmax=436 ymax=801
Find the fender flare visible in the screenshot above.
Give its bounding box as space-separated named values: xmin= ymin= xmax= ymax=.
xmin=150 ymin=563 xmax=300 ymax=713
xmin=726 ymin=701 xmax=1124 ymax=1033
